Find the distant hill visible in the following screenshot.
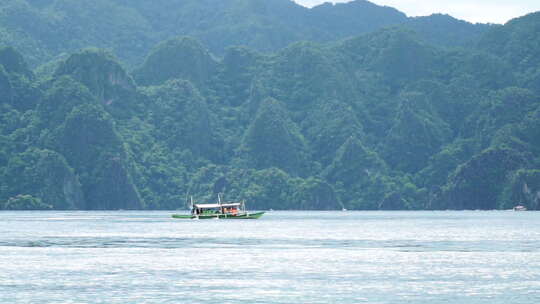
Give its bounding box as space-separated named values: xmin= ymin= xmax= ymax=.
xmin=0 ymin=0 xmax=490 ymax=67
xmin=404 ymin=14 xmax=491 ymax=48
xmin=479 ymin=12 xmax=540 ymax=73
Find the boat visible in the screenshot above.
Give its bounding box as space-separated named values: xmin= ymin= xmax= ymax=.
xmin=513 ymin=205 xmax=528 ymax=211
xmin=172 ymin=196 xmax=264 ymax=220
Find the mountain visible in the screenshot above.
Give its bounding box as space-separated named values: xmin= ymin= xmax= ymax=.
xmin=478 ymin=12 xmax=540 ymax=93
xmin=1 ymin=3 xmax=539 ymax=210
xmin=405 ymin=14 xmax=491 ymax=48
xmin=0 ymin=0 xmax=490 ymax=67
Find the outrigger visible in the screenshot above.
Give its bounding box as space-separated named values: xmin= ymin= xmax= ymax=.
xmin=172 ymin=195 xmax=265 ymax=219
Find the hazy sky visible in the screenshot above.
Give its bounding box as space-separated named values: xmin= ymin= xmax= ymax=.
xmin=295 ymin=0 xmax=540 ymax=24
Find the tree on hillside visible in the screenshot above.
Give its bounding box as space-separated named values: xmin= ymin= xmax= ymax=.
xmin=240 ymin=97 xmax=309 ymax=176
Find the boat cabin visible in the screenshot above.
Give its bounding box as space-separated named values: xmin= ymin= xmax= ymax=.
xmin=193 ymin=202 xmax=243 ymax=215
xmin=172 ymin=198 xmax=264 ymax=219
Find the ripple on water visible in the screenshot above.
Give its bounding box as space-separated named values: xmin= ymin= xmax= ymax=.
xmin=1 ymin=237 xmax=539 ymax=253
xmin=1 ymin=211 xmax=540 ymax=304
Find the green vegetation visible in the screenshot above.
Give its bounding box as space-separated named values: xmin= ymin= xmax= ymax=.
xmin=3 ymin=194 xmax=52 ymax=210
xmin=0 ymin=0 xmax=490 ymax=67
xmin=0 ymin=0 xmax=539 ymax=210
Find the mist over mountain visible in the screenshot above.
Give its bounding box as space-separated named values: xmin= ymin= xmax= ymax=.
xmin=1 ymin=0 xmax=539 ymax=210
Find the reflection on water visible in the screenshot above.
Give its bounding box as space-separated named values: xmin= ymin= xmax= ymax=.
xmin=1 ymin=211 xmax=540 ymax=303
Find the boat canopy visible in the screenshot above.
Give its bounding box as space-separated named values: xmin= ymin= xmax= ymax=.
xmin=194 ymin=203 xmax=241 ymax=209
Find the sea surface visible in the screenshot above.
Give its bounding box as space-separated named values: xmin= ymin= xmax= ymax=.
xmin=1 ymin=211 xmax=539 ymax=303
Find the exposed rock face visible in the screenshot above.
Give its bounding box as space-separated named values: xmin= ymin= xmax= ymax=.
xmin=133 ymin=36 xmax=217 ymax=87
xmin=58 ymin=103 xmax=143 ymax=210
xmin=55 ymin=49 xmax=137 ymax=117
xmin=499 ymin=169 xmax=540 ymax=210
xmin=38 ymin=53 xmax=143 ymax=210
xmin=36 ymin=149 xmax=85 ymax=209
xmin=86 ymin=156 xmax=142 ymax=210
xmin=295 ymin=178 xmax=339 ymax=210
xmin=62 ymin=170 xmax=85 ymax=210
xmin=2 ymin=149 xmax=85 ymax=209
xmin=441 ymin=148 xmax=528 ymax=210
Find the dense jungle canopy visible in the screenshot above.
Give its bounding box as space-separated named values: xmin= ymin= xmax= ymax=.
xmin=1 ymin=0 xmax=539 ymax=210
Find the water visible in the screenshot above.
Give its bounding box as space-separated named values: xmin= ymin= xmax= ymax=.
xmin=1 ymin=211 xmax=539 ymax=303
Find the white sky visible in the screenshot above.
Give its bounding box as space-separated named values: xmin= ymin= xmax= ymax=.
xmin=295 ymin=0 xmax=540 ymax=24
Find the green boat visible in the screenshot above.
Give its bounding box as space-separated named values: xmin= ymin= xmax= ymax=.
xmin=172 ymin=198 xmax=265 ymax=220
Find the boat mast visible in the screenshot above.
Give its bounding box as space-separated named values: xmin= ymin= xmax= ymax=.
xmin=218 ymin=193 xmax=223 ymax=214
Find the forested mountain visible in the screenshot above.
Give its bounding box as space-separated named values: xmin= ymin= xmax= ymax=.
xmin=1 ymin=1 xmax=539 ymax=210
xmin=0 ymin=0 xmax=489 ymax=67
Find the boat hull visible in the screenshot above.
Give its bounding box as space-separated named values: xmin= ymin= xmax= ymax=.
xmin=172 ymin=212 xmax=265 ymax=220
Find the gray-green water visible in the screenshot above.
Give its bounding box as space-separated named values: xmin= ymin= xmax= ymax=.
xmin=1 ymin=211 xmax=539 ymax=303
